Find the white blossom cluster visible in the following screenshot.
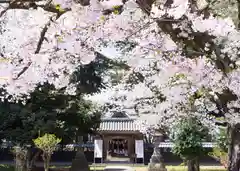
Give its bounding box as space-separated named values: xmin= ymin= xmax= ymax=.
xmin=85 ymin=0 xmax=240 ymax=132
xmin=0 ymin=0 xmax=240 ymax=132
xmin=207 ymin=0 xmax=238 ymax=26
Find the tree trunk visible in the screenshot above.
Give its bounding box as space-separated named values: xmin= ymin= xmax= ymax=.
xmin=14 ymin=146 xmax=28 ymax=171
xmin=15 ymin=155 xmax=25 ymax=171
xmin=187 ymin=158 xmax=199 ymax=171
xmin=237 ymin=0 xmax=240 ymax=29
xmin=42 ymin=153 xmax=51 ymax=171
xmin=228 ymin=124 xmax=240 ymax=171
xmin=14 ymin=147 xmax=40 ymax=171
xmin=26 ymin=148 xmax=41 ymax=171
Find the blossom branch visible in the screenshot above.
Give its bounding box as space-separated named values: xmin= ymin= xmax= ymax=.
xmin=0 ymin=0 xmax=70 ymax=17
xmin=13 ymin=10 xmax=67 ymax=79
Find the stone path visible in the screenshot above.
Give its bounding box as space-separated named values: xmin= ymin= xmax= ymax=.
xmin=103 ymin=166 xmax=135 ymax=171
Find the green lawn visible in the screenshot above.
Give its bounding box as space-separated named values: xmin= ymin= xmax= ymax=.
xmin=0 ymin=165 xmax=14 ymax=171
xmin=0 ymin=164 xmax=226 ymax=171
xmin=90 ymin=166 xmax=226 ymax=171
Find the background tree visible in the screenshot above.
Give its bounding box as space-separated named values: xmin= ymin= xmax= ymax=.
xmin=0 ymin=54 xmax=129 ymax=171
xmin=170 ymin=117 xmax=210 ymax=171
xmin=209 ymin=127 xmax=228 ymax=168
xmin=0 ymin=83 xmax=101 ymax=171
xmin=33 ymin=134 xmax=61 ymax=171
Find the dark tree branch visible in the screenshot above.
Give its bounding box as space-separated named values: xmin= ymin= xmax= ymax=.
xmin=34 ymin=15 xmax=55 ymax=54
xmin=237 ymin=0 xmax=240 ymax=29
xmin=0 ymin=0 xmax=18 ymax=17
xmin=0 ymin=0 xmax=70 ymax=17
xmin=0 ymin=0 xmax=10 ymax=3
xmin=134 ymin=0 xmax=235 ymax=74
xmin=14 ymin=61 xmax=32 ymax=79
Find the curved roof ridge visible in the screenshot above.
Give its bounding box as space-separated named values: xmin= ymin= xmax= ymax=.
xmin=102 ymin=117 xmax=134 ymax=121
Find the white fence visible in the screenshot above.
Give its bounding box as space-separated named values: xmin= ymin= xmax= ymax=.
xmin=159 ymin=142 xmax=217 ymax=148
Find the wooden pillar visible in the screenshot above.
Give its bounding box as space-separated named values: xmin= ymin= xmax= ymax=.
xmin=133 ymin=134 xmax=135 ymax=155
xmin=102 ymin=135 xmax=106 ymax=162
xmin=130 ymin=134 xmax=135 ymax=162
xmin=127 ymin=136 xmax=131 ymax=157
xmin=105 ymin=136 xmax=110 ymax=161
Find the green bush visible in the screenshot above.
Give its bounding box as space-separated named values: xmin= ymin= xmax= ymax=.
xmin=170 ymin=117 xmax=210 ymax=171
xmin=33 ymin=134 xmax=61 ymax=171
xmin=209 ymin=148 xmax=228 ymax=168
xmin=170 ymin=117 xmax=209 ymax=160
xmin=209 ymin=128 xmax=228 ymax=168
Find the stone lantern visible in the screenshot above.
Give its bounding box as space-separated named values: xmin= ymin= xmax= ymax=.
xmin=148 ymin=130 xmax=167 ymax=171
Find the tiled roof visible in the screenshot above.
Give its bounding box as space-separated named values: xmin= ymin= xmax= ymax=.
xmin=159 ymin=142 xmax=217 ymax=148
xmin=98 ymin=119 xmax=142 ymax=132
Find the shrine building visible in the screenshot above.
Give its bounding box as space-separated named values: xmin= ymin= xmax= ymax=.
xmin=95 ymin=112 xmax=144 ymax=163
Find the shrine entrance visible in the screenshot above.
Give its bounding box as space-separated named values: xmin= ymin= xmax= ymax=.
xmin=96 ymin=112 xmax=144 ymax=162
xmin=108 ymin=138 xmax=128 ymax=157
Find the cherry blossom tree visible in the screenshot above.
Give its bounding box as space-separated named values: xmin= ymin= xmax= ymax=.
xmin=1 ymin=0 xmax=240 ymax=170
